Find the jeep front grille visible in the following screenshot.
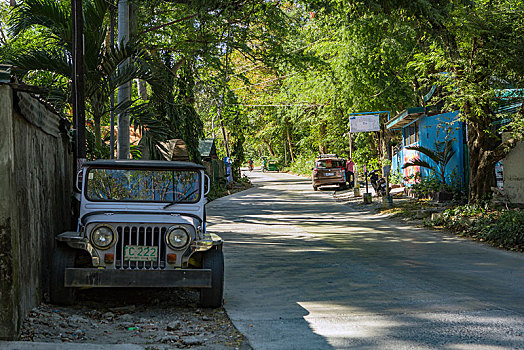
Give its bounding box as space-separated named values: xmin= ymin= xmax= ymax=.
xmin=115 ymin=225 xmax=168 ymax=270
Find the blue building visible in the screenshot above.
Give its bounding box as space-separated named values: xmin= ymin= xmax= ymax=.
xmin=386 ymin=106 xmax=467 ymax=188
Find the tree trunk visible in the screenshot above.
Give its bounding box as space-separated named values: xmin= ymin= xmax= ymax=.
xmin=94 ymin=116 xmax=102 ymax=149
xmin=319 ymin=120 xmax=327 ymax=154
xmin=262 ymin=140 xmax=275 ymax=157
xmin=286 ymin=125 xmax=295 ymax=162
xmin=136 ymin=79 xmax=147 ymax=100
xmin=467 ymin=131 xmax=496 ymax=201
xmin=464 ymin=103 xmax=499 ymax=202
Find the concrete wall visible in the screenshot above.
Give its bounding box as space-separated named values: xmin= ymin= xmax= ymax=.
xmin=503 ymin=140 xmax=524 ymax=204
xmin=0 ymin=85 xmax=73 ymax=340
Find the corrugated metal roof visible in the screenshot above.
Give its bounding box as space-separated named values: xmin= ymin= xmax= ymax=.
xmin=198 ymin=138 xmax=216 ymax=157
xmin=386 ymin=105 xmax=441 ymax=130
xmin=0 ymin=64 xmax=12 ymax=83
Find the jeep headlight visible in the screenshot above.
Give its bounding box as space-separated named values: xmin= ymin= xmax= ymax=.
xmin=91 ymin=225 xmax=115 ymax=249
xmin=166 ymin=226 xmax=189 ymax=249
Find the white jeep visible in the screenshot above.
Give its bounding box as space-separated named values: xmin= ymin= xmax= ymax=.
xmin=51 ymin=160 xmax=224 ymax=308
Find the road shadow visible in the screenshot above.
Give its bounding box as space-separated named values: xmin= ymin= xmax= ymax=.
xmin=209 ymin=172 xmax=524 ymax=349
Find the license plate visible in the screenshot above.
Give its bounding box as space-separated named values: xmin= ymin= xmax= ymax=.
xmin=124 ymin=245 xmax=158 ymax=261
xmin=325 ymin=172 xmax=334 ymax=176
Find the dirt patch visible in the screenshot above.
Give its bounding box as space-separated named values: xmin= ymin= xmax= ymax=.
xmin=20 ymin=288 xmax=250 ymax=349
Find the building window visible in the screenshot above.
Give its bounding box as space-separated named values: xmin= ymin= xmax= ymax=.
xmin=404 ymin=121 xmax=419 ymax=146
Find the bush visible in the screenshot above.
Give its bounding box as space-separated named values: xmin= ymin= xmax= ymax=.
xmin=287 ymin=153 xmax=315 ymax=176
xmin=410 ymin=174 xmax=441 ymax=198
xmin=477 ymin=210 xmax=524 ymax=246
xmin=407 ymin=171 xmax=465 ymax=201
xmin=431 ymin=204 xmax=524 ymax=249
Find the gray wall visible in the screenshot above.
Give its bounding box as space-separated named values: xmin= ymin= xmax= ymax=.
xmin=0 ymin=85 xmax=73 ymax=340
xmin=504 ymin=140 xmax=524 ymax=204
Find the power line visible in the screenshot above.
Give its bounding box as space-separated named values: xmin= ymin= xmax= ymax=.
xmin=235 ymin=103 xmax=318 ymax=107
xmin=229 ymin=33 xmax=337 ymax=78
xmin=231 ymin=72 xmax=298 ymax=91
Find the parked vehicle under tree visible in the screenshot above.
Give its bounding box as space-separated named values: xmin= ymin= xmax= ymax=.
xmin=312 ymin=154 xmax=348 ymax=191
xmin=51 ymin=160 xmax=224 ymax=308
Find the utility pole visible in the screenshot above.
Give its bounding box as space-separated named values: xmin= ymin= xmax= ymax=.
xmin=72 ymin=0 xmax=86 ymax=169
xmin=219 ymin=23 xmax=231 ymax=159
xmin=109 ymin=1 xmax=116 ymax=159
xmin=117 ymin=0 xmax=130 ymax=159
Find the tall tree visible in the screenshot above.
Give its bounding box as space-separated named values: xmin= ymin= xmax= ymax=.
xmin=303 ymin=0 xmax=524 ymax=201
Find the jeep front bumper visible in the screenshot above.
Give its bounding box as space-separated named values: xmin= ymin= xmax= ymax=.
xmin=64 ymin=268 xmax=212 ymax=288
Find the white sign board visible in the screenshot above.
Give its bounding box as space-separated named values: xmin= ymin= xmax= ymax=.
xmin=349 ymin=114 xmax=380 ymax=133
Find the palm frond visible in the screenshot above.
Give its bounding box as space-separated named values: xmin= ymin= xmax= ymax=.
xmin=129 ymin=102 xmax=170 ymax=141
xmin=443 ymin=140 xmax=456 ymax=165
xmin=9 ymin=0 xmax=71 ymax=45
xmin=402 ymin=159 xmax=433 ymax=171
xmin=405 ymin=145 xmax=441 ymax=165
xmin=8 ymin=47 xmax=71 ymax=79
xmin=99 ymin=41 xmax=137 ymax=78
xmin=83 ymin=0 xmax=109 ymax=35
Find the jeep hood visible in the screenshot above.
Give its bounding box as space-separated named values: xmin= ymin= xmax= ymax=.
xmin=82 ymin=213 xmax=197 ymax=227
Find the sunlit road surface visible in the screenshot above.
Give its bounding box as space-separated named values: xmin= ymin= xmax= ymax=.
xmin=207 ymin=170 xmax=524 ymax=350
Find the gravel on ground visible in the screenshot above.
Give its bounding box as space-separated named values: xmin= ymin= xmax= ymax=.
xmin=20 ymin=287 xmax=250 ymax=349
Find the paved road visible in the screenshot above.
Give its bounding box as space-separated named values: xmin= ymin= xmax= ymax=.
xmin=208 ymin=171 xmax=524 ymax=350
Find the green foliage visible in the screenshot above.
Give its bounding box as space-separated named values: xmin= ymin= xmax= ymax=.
xmin=410 ymin=173 xmax=441 ymax=199
xmin=431 ymin=204 xmax=524 ymax=249
xmin=389 ymin=170 xmax=404 ymax=185
xmin=407 ymin=170 xmax=465 ymax=200
xmin=287 ymin=152 xmax=316 ymax=176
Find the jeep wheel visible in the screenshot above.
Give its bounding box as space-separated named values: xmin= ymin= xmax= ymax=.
xmin=199 ymin=247 xmax=224 ymax=308
xmin=49 ymin=245 xmax=76 ymax=306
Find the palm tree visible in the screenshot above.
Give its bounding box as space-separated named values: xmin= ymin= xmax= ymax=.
xmin=7 ymin=0 xmax=144 ymax=151
xmin=402 ymin=138 xmax=456 ymax=188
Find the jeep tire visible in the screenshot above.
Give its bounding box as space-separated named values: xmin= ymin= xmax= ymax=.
xmin=199 ymin=247 xmax=224 ymax=308
xmin=49 ymin=245 xmax=76 ymax=306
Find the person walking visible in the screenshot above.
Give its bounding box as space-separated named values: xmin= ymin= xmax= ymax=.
xmin=346 ymin=158 xmax=354 ymax=188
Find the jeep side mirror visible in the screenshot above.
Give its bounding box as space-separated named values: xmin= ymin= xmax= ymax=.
xmin=204 ymin=174 xmax=210 ymax=196
xmin=75 ymin=169 xmax=83 ymax=193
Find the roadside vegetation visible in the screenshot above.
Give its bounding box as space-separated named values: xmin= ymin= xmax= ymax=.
xmin=430 ymin=204 xmax=524 ymax=251
xmin=380 ymin=200 xmax=524 ymax=252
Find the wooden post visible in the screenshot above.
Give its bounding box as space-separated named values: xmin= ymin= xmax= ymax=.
xmin=349 ymin=131 xmax=352 ymax=158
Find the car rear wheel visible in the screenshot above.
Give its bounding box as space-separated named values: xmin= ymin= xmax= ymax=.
xmin=49 ymin=245 xmax=77 ymax=306
xmin=313 ymin=186 xmax=318 ymax=191
xmin=199 ymin=247 xmax=224 ymax=308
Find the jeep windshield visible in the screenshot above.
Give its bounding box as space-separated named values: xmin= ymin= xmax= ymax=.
xmin=86 ymin=168 xmax=200 ymax=203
